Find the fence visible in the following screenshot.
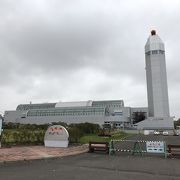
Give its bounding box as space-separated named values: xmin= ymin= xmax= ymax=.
xmin=109 ymin=139 xmax=167 ymax=158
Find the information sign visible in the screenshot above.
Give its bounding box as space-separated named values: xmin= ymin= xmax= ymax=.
xmin=146 ymin=141 xmax=164 ymax=153
xmin=44 ymin=125 xmax=69 ymax=148
xmin=0 ymin=119 xmax=2 ymax=136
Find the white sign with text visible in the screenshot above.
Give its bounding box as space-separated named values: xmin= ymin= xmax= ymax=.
xmin=0 ymin=119 xmax=2 ymax=136
xmin=146 ymin=141 xmax=164 ymax=153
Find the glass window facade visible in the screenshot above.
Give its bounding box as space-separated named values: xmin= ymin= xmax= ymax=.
xmin=92 ymin=100 xmax=124 ymax=108
xmin=27 ymin=107 xmax=105 ymax=117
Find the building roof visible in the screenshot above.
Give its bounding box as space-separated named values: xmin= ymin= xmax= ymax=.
xmin=16 ymin=100 xmax=124 ymax=111
xmin=16 ymin=103 xmax=56 ymax=111
xmin=55 ymin=101 xmax=93 ymax=108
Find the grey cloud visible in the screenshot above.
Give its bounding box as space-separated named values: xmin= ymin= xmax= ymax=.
xmin=0 ymin=0 xmax=180 ymax=117
xmin=1 ymin=10 xmax=116 ymax=73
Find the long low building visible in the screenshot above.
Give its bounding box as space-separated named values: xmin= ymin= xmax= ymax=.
xmin=4 ymin=100 xmax=148 ymax=128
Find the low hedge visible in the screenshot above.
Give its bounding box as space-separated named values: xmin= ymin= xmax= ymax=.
xmin=1 ymin=122 xmax=101 ymax=145
xmin=1 ymin=129 xmax=46 ymax=145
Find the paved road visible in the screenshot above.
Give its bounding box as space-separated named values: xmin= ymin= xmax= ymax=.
xmin=0 ymin=153 xmax=179 ymax=180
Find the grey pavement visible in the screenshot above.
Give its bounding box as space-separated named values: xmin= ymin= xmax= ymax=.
xmin=0 ymin=153 xmax=179 ymax=180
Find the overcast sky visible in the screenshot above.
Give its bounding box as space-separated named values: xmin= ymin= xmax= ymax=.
xmin=0 ymin=0 xmax=180 ymax=118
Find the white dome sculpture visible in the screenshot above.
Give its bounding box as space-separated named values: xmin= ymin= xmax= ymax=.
xmin=44 ymin=125 xmax=69 ymax=148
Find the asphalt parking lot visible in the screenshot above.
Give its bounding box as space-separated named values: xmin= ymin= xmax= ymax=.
xmin=0 ymin=134 xmax=179 ymax=180
xmin=0 ymin=152 xmax=180 ymax=180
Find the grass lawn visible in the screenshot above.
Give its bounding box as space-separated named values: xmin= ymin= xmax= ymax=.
xmin=79 ymin=131 xmax=130 ymax=144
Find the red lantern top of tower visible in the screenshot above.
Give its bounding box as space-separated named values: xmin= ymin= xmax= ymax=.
xmin=151 ymin=30 xmax=156 ymax=36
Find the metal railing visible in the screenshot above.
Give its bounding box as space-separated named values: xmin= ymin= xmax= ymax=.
xmin=109 ymin=139 xmax=167 ymax=158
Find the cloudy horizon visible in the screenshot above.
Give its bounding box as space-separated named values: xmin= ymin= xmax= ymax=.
xmin=0 ymin=0 xmax=180 ymax=119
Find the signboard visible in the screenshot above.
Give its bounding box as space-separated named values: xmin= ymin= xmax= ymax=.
xmin=146 ymin=141 xmax=164 ymax=153
xmin=44 ymin=125 xmax=69 ymax=148
xmin=0 ymin=119 xmax=2 ymax=136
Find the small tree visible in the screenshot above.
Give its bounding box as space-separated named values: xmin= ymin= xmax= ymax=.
xmin=68 ymin=127 xmax=83 ymax=143
xmin=174 ymin=118 xmax=180 ymax=129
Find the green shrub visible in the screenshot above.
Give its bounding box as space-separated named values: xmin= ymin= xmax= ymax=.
xmin=68 ymin=127 xmax=83 ymax=143
xmin=1 ymin=122 xmax=101 ymax=145
xmin=51 ymin=121 xmax=68 ymax=127
xmin=174 ymin=119 xmax=180 ymax=129
xmin=1 ymin=129 xmax=46 ymax=145
xmin=69 ymin=123 xmax=100 ymax=134
xmin=3 ymin=123 xmax=49 ymax=131
xmin=68 ymin=123 xmax=100 ymax=143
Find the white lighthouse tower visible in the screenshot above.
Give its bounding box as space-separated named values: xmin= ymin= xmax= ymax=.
xmin=145 ymin=30 xmax=170 ymax=118
xmin=136 ymin=30 xmax=174 ymax=129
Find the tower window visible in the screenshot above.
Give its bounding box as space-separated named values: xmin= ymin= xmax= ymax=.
xmin=152 ymin=50 xmax=158 ymax=54
xmin=146 ymin=51 xmax=151 ymax=55
xmin=159 ymin=50 xmax=164 ymax=54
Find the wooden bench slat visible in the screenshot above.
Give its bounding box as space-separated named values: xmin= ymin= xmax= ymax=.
xmin=89 ymin=141 xmax=109 ymax=154
xmin=167 ymin=144 xmax=180 ymax=157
